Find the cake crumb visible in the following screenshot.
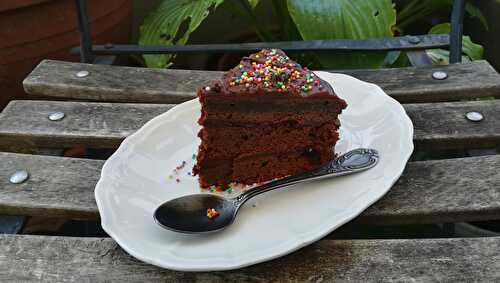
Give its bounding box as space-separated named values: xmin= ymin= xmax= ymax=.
xmin=207 ymin=208 xmax=219 ymax=219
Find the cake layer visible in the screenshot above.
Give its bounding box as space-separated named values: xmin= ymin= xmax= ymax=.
xmin=197 ymin=122 xmax=339 ymax=161
xmin=201 ymin=94 xmax=345 ymax=112
xmin=199 ymin=92 xmax=346 ymax=127
xmin=195 ymin=147 xmax=334 ymax=187
xmin=201 ymin=111 xmax=341 ymax=127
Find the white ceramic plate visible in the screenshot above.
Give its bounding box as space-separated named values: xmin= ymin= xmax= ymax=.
xmin=95 ymin=72 xmax=414 ymax=271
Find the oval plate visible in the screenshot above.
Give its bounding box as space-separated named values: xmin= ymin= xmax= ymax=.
xmin=95 ymin=72 xmax=414 ymax=271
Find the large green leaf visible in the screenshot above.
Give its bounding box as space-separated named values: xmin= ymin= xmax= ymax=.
xmin=427 ymin=23 xmax=484 ymax=64
xmin=139 ymin=0 xmax=224 ymax=68
xmin=287 ymin=0 xmax=396 ymax=69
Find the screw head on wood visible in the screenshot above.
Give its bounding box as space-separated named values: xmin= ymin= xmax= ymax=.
xmin=9 ymin=170 xmax=29 ymax=184
xmin=76 ymin=70 xmax=90 ymax=78
xmin=432 ymin=71 xmax=448 ymax=80
xmin=48 ymin=112 xmax=65 ymax=121
xmin=465 ymin=111 xmax=484 ymax=122
xmin=408 ymin=36 xmax=420 ymax=44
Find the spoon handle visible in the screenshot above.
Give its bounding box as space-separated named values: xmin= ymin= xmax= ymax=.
xmin=233 ymin=148 xmax=379 ymax=207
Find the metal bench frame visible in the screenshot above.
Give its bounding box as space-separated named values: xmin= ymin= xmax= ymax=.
xmin=72 ymin=0 xmax=466 ymax=65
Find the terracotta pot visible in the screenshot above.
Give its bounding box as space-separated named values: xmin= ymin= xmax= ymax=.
xmin=0 ymin=0 xmax=132 ymax=108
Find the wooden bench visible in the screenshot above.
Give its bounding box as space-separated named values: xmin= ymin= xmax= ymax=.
xmin=0 ymin=59 xmax=499 ymax=281
xmin=1 ymin=235 xmax=499 ymax=281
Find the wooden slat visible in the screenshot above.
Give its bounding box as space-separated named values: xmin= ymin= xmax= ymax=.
xmin=406 ymin=100 xmax=500 ymax=150
xmin=0 ymin=100 xmax=499 ymax=150
xmin=0 ymin=153 xmax=100 ymax=219
xmin=0 ymin=101 xmax=172 ymax=149
xmin=24 ymin=59 xmax=500 ymax=104
xmin=1 ymin=234 xmax=499 ymax=281
xmin=1 ymin=152 xmax=499 ymax=224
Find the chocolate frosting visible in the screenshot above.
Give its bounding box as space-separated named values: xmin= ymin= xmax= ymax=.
xmin=201 ymin=49 xmax=336 ymax=98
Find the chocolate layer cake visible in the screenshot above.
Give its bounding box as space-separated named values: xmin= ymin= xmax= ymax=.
xmin=193 ymin=49 xmax=347 ymax=188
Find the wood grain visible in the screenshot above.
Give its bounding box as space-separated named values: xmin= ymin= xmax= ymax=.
xmin=0 ymin=234 xmax=499 ymax=282
xmin=0 ymin=152 xmax=101 ymax=219
xmin=0 ymin=101 xmax=173 ymax=149
xmin=24 ymin=59 xmax=500 ymax=104
xmin=0 ymin=100 xmax=499 ymax=150
xmin=1 ymin=152 xmax=499 ymax=224
xmin=407 ymin=100 xmax=500 ymax=150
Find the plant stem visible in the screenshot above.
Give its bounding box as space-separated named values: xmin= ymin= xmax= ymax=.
xmin=396 ymin=2 xmax=431 ymax=31
xmin=230 ymin=0 xmax=276 ymax=41
xmin=270 ymin=0 xmax=286 ymax=40
xmin=397 ymin=0 xmax=420 ymax=22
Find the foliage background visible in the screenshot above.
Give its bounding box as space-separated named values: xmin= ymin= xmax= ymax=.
xmin=138 ymin=0 xmax=487 ymax=70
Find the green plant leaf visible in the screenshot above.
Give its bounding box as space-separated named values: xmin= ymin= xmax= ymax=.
xmin=465 ymin=2 xmax=488 ymax=30
xmin=383 ymin=51 xmax=402 ymax=67
xmin=426 ymin=49 xmax=470 ymax=65
xmin=390 ymin=51 xmax=411 ymax=68
xmin=428 ymin=23 xmax=484 ymax=60
xmin=248 ymin=0 xmax=259 ymax=8
xmin=287 ymin=0 xmax=396 ymax=69
xmin=139 ymin=0 xmax=224 ymax=68
xmin=227 ymin=0 xmax=276 ymax=41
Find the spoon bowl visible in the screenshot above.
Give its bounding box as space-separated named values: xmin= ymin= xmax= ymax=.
xmin=154 ymin=194 xmax=237 ymax=233
xmin=154 ymin=148 xmax=379 ymax=234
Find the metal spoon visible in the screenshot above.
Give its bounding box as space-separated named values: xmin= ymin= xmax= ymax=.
xmin=154 ymin=148 xmax=379 ymax=234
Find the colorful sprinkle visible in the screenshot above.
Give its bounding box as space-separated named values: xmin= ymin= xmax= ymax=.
xmin=228 ymin=49 xmax=318 ymax=95
xmin=207 ymin=208 xmax=219 ymax=219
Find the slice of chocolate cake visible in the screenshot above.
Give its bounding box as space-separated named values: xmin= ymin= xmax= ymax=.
xmin=193 ymin=49 xmax=347 ymax=189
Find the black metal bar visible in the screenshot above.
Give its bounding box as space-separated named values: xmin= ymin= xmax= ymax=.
xmin=74 ymin=0 xmax=94 ymax=63
xmin=450 ymin=0 xmax=465 ymax=63
xmin=71 ymin=35 xmax=450 ymax=56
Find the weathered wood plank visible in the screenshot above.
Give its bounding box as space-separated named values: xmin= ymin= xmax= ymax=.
xmin=407 ymin=100 xmax=500 ymax=150
xmin=1 ymin=152 xmax=499 ymax=224
xmin=0 ymin=100 xmax=499 ymax=150
xmin=0 ymin=152 xmax=101 ymax=219
xmin=24 ymin=59 xmax=500 ymax=104
xmin=0 ymin=101 xmax=173 ymax=149
xmin=1 ymin=234 xmax=499 ymax=282
xmin=362 ymin=154 xmax=500 ymax=224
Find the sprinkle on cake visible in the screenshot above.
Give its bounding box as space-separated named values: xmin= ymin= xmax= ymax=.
xmin=228 ymin=49 xmax=322 ymax=93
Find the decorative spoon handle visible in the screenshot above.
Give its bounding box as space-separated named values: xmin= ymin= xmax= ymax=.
xmin=233 ymin=148 xmax=379 ymax=207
